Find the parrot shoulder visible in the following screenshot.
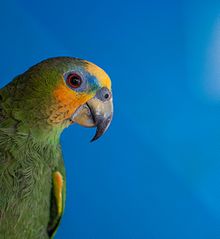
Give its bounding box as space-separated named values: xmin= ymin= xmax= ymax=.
xmin=47 ymin=171 xmax=65 ymax=238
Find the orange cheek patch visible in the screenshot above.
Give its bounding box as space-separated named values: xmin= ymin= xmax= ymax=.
xmin=50 ymin=83 xmax=93 ymax=124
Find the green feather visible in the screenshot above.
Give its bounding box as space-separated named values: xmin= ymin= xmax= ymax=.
xmin=0 ymin=59 xmax=74 ymax=238
xmin=0 ymin=57 xmax=111 ymax=238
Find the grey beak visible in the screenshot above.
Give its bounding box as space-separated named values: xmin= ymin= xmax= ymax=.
xmin=71 ymin=87 xmax=113 ymax=142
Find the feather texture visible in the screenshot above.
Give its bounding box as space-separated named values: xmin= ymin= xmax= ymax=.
xmin=0 ymin=84 xmax=66 ymax=239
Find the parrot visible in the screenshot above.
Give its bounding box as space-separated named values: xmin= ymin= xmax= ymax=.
xmin=0 ymin=57 xmax=113 ymax=239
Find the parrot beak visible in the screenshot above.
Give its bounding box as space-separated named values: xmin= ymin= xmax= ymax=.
xmin=70 ymin=87 xmax=113 ymax=142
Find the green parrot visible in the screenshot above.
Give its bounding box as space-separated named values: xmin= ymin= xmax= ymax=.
xmin=0 ymin=57 xmax=113 ymax=239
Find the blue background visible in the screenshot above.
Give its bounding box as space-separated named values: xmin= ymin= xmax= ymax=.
xmin=1 ymin=0 xmax=220 ymax=238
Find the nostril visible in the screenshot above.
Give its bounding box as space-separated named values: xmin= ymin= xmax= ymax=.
xmin=104 ymin=93 xmax=109 ymax=99
xmin=96 ymin=87 xmax=111 ymax=101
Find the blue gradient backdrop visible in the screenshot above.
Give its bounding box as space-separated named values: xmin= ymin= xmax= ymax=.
xmin=1 ymin=0 xmax=220 ymax=238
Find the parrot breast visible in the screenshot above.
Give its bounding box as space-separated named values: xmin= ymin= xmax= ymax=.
xmin=0 ymin=125 xmax=64 ymax=239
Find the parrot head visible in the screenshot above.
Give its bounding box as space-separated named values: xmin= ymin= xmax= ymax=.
xmin=5 ymin=57 xmax=113 ymax=141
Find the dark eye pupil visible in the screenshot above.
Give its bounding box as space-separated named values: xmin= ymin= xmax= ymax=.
xmin=70 ymin=77 xmax=81 ymax=86
xmin=67 ymin=74 xmax=82 ymax=88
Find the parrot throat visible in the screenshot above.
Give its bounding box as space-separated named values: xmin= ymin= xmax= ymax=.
xmin=0 ymin=80 xmax=70 ymax=143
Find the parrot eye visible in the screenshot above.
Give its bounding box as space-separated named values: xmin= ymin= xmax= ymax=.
xmin=66 ymin=73 xmax=82 ymax=89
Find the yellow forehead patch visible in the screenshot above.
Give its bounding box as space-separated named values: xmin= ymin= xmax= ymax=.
xmin=84 ymin=61 xmax=112 ymax=90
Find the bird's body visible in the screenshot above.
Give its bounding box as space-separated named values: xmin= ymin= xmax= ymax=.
xmin=0 ymin=134 xmax=64 ymax=239
xmin=0 ymin=81 xmax=66 ymax=239
xmin=0 ymin=57 xmax=113 ymax=238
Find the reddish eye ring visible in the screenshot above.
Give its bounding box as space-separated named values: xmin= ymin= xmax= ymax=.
xmin=67 ymin=73 xmax=82 ymax=89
